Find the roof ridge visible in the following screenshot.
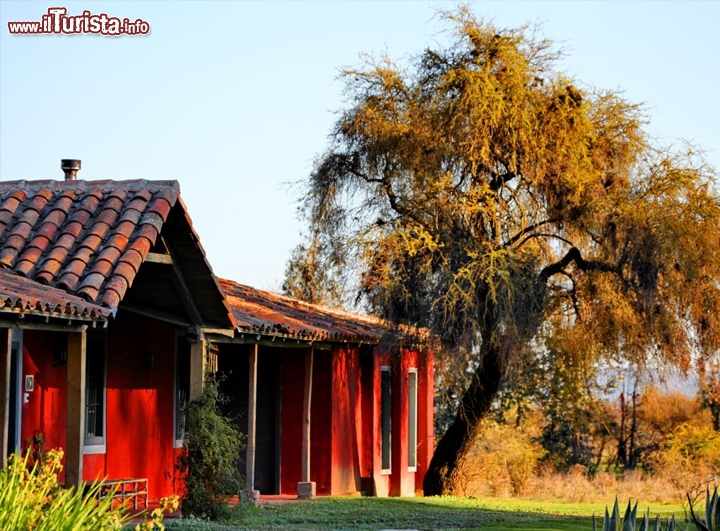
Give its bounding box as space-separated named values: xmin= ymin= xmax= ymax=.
xmin=218 ymin=277 xmax=387 ymax=327
xmin=0 ymin=179 xmax=181 ymax=194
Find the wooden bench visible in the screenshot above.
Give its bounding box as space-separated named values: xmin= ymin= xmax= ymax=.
xmin=97 ymin=478 xmax=148 ymax=509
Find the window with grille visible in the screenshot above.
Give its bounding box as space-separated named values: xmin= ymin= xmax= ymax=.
xmin=84 ymin=333 xmax=106 ymax=451
xmin=381 ymin=366 xmax=392 ymax=473
xmin=408 ymin=368 xmax=418 ymax=471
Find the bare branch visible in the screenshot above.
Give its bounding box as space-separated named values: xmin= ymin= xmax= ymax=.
xmin=504 ymin=219 xmax=561 ymax=247
xmin=539 ymin=247 xmax=617 ymax=283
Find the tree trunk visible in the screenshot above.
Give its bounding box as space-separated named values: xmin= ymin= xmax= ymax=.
xmin=712 ymin=404 xmax=720 ymax=432
xmin=423 ymin=341 xmax=503 ymax=496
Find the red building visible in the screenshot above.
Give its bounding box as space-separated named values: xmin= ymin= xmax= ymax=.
xmin=215 ymin=280 xmax=433 ymax=497
xmin=0 ymin=163 xmax=433 ymax=502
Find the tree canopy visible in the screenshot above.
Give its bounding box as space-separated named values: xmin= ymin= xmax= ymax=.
xmin=286 ymin=7 xmax=720 ymax=495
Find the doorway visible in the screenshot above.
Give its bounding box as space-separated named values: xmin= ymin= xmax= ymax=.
xmin=219 ymin=345 xmax=280 ymax=494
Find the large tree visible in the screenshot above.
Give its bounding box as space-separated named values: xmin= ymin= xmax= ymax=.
xmin=287 ymin=8 xmax=720 ymax=495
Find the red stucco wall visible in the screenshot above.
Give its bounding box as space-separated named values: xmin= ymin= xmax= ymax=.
xmin=367 ymin=347 xmax=433 ymax=497
xmin=21 ymin=330 xmax=68 ymax=481
xmin=91 ymin=313 xmax=181 ymax=499
xmin=19 ymin=320 xmax=434 ymax=501
xmin=20 ymin=314 xmax=183 ymax=501
xmin=416 ymin=348 xmax=434 ymax=494
xmin=371 ymin=349 xmax=391 ymax=497
xmin=279 ymin=348 xmax=332 ymax=495
xmin=330 ymin=346 xmax=361 ymax=495
xmin=387 ymin=349 xmax=416 ymax=497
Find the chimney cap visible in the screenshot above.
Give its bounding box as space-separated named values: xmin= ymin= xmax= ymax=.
xmin=61 ymin=159 xmax=81 ymax=171
xmin=60 ymin=159 xmax=81 ymax=181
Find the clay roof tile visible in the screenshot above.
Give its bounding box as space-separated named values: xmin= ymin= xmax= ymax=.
xmin=76 ymin=191 xmax=102 ymax=215
xmin=0 ymin=191 xmax=26 ymax=214
xmin=125 ymin=196 xmax=149 ymax=213
xmin=105 ymin=233 xmax=129 ymax=252
xmin=88 ymin=258 xmax=113 ymax=277
xmin=35 ymin=259 xmax=62 ymax=284
xmin=78 ymin=233 xmax=103 ymax=253
xmin=0 ymin=179 xmax=180 ymax=309
xmin=102 ymin=275 xmax=129 ymax=308
xmin=135 ymin=224 xmax=159 ymax=244
xmin=14 ymin=259 xmax=36 ymax=277
xmin=56 ymin=270 xmax=81 ymax=292
xmin=103 ymin=195 xmax=125 ymax=215
xmin=77 ymin=272 xmax=106 ymax=302
xmin=8 ymin=221 xmax=34 ymax=243
xmin=99 ymin=290 xmax=120 ymax=310
xmin=133 ymin=188 xmax=153 ymax=202
xmin=117 ymin=248 xmax=145 ymax=274
xmin=113 ymin=220 xmax=136 ymax=239
xmin=0 ymin=269 xmax=111 ymax=320
xmin=147 ymin=196 xmax=173 ymax=222
xmin=94 ymin=208 xmax=120 ymax=227
xmin=138 ymin=212 xmax=164 ymax=234
xmin=61 ymin=219 xmax=85 ymax=239
xmin=0 ymin=211 xmax=14 ymax=229
xmin=113 ymin=261 xmax=136 ymax=285
xmin=93 ymin=246 xmax=122 ymax=268
xmin=50 ymin=233 xmax=75 ymax=253
xmin=118 ymin=207 xmax=142 ymax=226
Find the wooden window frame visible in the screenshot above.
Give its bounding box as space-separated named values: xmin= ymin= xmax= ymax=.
xmin=380 ymin=365 xmax=392 ymax=474
xmin=83 ymin=332 xmax=106 ymax=454
xmin=407 ymin=368 xmax=418 ymax=472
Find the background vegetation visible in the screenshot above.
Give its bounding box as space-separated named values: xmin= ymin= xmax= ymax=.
xmin=284 ymin=5 xmax=720 ymax=495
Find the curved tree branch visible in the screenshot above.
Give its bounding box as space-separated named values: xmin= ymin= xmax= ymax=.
xmin=539 ymin=247 xmax=617 ymax=283
xmin=504 ymin=219 xmax=561 ymax=247
xmin=513 ymin=231 xmax=575 ymax=250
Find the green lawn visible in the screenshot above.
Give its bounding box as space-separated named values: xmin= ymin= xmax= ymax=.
xmin=162 ymin=496 xmax=687 ymax=531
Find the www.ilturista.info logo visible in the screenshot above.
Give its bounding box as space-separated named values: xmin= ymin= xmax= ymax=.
xmin=7 ymin=7 xmax=150 ymax=36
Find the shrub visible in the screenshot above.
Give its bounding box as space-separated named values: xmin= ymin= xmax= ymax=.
xmin=0 ymin=448 xmax=129 ymax=530
xmin=652 ymin=423 xmax=720 ymax=492
xmin=176 ymin=372 xmax=244 ymax=519
xmin=463 ymin=417 xmax=546 ymax=496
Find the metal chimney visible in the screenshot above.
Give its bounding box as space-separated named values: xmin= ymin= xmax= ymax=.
xmin=61 ymin=159 xmax=81 ymax=181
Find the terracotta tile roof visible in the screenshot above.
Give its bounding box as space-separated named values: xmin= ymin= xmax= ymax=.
xmin=219 ymin=278 xmax=392 ymax=343
xmin=0 ymin=268 xmax=111 ymax=320
xmin=0 ymin=180 xmax=179 ymax=310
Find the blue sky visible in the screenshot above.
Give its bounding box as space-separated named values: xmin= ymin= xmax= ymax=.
xmin=1 ymin=1 xmax=718 ymax=292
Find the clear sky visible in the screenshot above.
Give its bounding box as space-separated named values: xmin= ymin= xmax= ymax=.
xmin=1 ymin=1 xmax=718 ymax=292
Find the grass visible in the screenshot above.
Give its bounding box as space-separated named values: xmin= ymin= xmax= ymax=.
xmin=162 ymin=496 xmax=687 ymax=531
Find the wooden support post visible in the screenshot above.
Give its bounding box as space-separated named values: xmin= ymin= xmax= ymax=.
xmin=189 ymin=339 xmax=206 ymax=401
xmin=0 ymin=329 xmax=11 ymax=466
xmin=297 ymin=346 xmax=316 ymax=499
xmin=244 ymin=344 xmax=260 ymax=505
xmin=66 ymin=331 xmax=86 ymax=487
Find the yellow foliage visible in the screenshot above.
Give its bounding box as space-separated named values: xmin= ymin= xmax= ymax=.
xmin=461 ymin=415 xmax=547 ymax=497
xmin=652 ymin=423 xmax=720 ymax=490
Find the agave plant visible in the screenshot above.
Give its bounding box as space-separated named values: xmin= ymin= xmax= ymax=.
xmin=687 ymin=486 xmax=720 ymax=531
xmin=593 ymin=498 xmax=687 ymax=531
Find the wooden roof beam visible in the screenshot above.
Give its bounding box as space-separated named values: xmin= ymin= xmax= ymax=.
xmin=146 ymin=252 xmax=173 ymax=265
xmin=161 ymin=236 xmax=204 ymax=327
